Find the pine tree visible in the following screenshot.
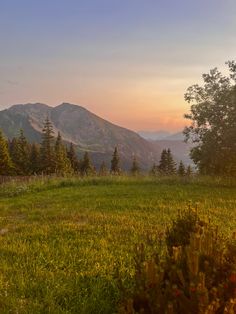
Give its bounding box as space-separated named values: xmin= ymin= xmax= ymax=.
xmin=177 ymin=160 xmax=185 ymax=176
xmin=40 ymin=117 xmax=55 ymax=174
xmin=54 ymin=132 xmax=72 ymax=175
xmin=16 ymin=129 xmax=31 ymax=175
xmin=67 ymin=142 xmax=80 ymax=173
xmin=80 ymin=152 xmax=94 ymax=176
xmin=130 ymin=156 xmax=140 ymax=176
xmin=30 ymin=143 xmax=40 ymax=174
xmin=110 ymin=147 xmax=121 ymax=174
xmin=166 ymin=148 xmax=176 ymax=175
xmin=186 ymin=165 xmax=193 ymax=177
xmin=0 ymin=130 xmax=13 ymax=175
xmin=8 ymin=131 xmax=31 ymax=175
xmin=158 ymin=149 xmax=168 ymax=175
xmin=99 ymin=161 xmax=108 ymax=176
xmin=150 ymin=163 xmax=159 ymax=176
xmin=9 ymin=137 xmax=19 ymax=174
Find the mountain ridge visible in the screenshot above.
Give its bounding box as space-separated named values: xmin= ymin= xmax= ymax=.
xmin=0 ymin=103 xmax=163 ymax=169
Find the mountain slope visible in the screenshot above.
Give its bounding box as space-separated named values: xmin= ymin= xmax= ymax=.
xmin=0 ymin=103 xmax=162 ymax=169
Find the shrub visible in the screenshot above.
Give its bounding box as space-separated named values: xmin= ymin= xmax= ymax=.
xmin=119 ymin=208 xmax=236 ymax=314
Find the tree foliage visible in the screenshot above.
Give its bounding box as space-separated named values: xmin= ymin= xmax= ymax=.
xmin=184 ymin=61 xmax=236 ymax=176
xmin=0 ymin=130 xmax=13 ymax=175
xmin=158 ymin=149 xmax=176 ymax=175
xmin=40 ymin=117 xmax=55 ymax=174
xmin=177 ymin=160 xmax=185 ymax=177
xmin=55 ymin=132 xmax=72 ymax=175
xmin=130 ymin=156 xmax=140 ymax=176
xmin=110 ymin=147 xmax=121 ymax=175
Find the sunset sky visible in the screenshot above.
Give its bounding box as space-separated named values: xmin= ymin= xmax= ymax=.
xmin=0 ymin=0 xmax=235 ymax=132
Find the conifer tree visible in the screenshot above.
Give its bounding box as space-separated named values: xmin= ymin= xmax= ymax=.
xmin=186 ymin=165 xmax=193 ymax=177
xmin=99 ymin=161 xmax=108 ymax=176
xmin=150 ymin=163 xmax=159 ymax=176
xmin=67 ymin=142 xmax=80 ymax=173
xmin=40 ymin=117 xmax=55 ymax=174
xmin=166 ymin=148 xmax=176 ymax=175
xmin=16 ymin=129 xmax=30 ymax=175
xmin=80 ymin=152 xmax=94 ymax=176
xmin=0 ymin=130 xmax=13 ymax=175
xmin=158 ymin=149 xmax=168 ymax=175
xmin=110 ymin=147 xmax=121 ymax=174
xmin=30 ymin=143 xmax=40 ymax=174
xmin=177 ymin=160 xmax=185 ymax=176
xmin=54 ymin=132 xmax=72 ymax=175
xmin=130 ymin=156 xmax=140 ymax=176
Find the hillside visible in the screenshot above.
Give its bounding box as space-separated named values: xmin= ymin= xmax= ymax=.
xmin=0 ymin=103 xmax=162 ymax=169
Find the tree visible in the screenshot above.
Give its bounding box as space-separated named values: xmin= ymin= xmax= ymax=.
xmin=99 ymin=161 xmax=108 ymax=176
xmin=67 ymin=142 xmax=80 ymax=173
xmin=158 ymin=149 xmax=168 ymax=175
xmin=184 ymin=61 xmax=236 ymax=176
xmin=186 ymin=165 xmax=193 ymax=177
xmin=9 ymin=130 xmax=31 ymax=175
xmin=40 ymin=117 xmax=55 ymax=174
xmin=158 ymin=149 xmax=176 ymax=175
xmin=130 ymin=156 xmax=140 ymax=176
xmin=80 ymin=152 xmax=95 ymax=176
xmin=54 ymin=132 xmax=72 ymax=175
xmin=150 ymin=163 xmax=159 ymax=176
xmin=177 ymin=160 xmax=185 ymax=176
xmin=30 ymin=143 xmax=40 ymax=174
xmin=110 ymin=147 xmax=121 ymax=174
xmin=166 ymin=148 xmax=176 ymax=175
xmin=0 ymin=130 xmax=13 ymax=175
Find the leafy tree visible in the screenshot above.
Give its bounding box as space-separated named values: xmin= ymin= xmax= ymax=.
xmin=130 ymin=156 xmax=140 ymax=176
xmin=177 ymin=160 xmax=185 ymax=176
xmin=80 ymin=152 xmax=95 ymax=176
xmin=67 ymin=142 xmax=80 ymax=173
xmin=110 ymin=147 xmax=121 ymax=174
xmin=40 ymin=117 xmax=55 ymax=174
xmin=54 ymin=132 xmax=72 ymax=175
xmin=99 ymin=161 xmax=108 ymax=176
xmin=0 ymin=130 xmax=13 ymax=175
xmin=184 ymin=61 xmax=236 ymax=176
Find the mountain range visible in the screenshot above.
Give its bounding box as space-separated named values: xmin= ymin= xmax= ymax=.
xmin=0 ymin=103 xmax=192 ymax=169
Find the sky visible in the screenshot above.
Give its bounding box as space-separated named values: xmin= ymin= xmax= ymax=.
xmin=0 ymin=0 xmax=235 ymax=132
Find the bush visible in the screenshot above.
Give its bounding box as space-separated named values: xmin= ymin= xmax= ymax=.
xmin=119 ymin=208 xmax=236 ymax=314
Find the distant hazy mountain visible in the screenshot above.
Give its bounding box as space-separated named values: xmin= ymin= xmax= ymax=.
xmin=138 ymin=130 xmax=191 ymax=165
xmin=138 ymin=130 xmax=171 ymax=140
xmin=164 ymin=132 xmax=185 ymax=141
xmin=0 ymin=103 xmax=162 ymax=170
xmin=152 ymin=140 xmax=193 ymax=165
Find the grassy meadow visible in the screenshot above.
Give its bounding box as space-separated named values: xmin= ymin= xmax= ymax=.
xmin=0 ymin=176 xmax=235 ymax=313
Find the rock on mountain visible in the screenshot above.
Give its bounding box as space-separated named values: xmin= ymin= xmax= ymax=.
xmin=0 ymin=103 xmax=162 ymax=170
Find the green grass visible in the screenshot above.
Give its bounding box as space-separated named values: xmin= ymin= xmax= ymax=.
xmin=0 ymin=176 xmax=235 ymax=313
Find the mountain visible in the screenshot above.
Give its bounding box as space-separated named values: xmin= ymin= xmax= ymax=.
xmin=138 ymin=130 xmax=171 ymax=141
xmin=138 ymin=129 xmax=192 ymax=165
xmin=0 ymin=103 xmax=162 ymax=170
xmin=164 ymin=132 xmax=184 ymax=141
xmin=152 ymin=140 xmax=193 ymax=165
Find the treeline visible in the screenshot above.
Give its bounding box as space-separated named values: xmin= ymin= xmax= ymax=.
xmin=150 ymin=148 xmax=193 ymax=177
xmin=0 ymin=118 xmax=192 ymax=177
